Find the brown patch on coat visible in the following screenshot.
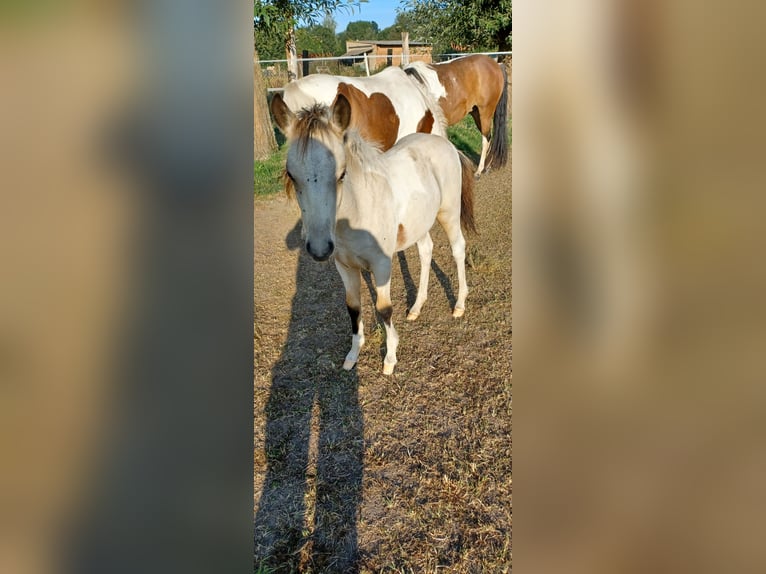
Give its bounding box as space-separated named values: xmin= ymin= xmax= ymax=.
xmin=416 ymin=109 xmax=434 ymax=134
xmin=334 ymin=83 xmax=400 ymax=150
xmin=396 ymin=223 xmax=407 ymax=250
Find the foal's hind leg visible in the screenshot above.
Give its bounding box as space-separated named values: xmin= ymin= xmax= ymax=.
xmin=406 ymin=233 xmax=433 ymax=321
xmin=437 ymin=213 xmax=469 ymax=317
xmin=335 ymin=261 xmax=365 ymax=370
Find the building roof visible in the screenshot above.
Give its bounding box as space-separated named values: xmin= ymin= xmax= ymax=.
xmin=355 ymin=40 xmax=430 ymax=47
xmin=341 ymin=45 xmax=374 ymax=58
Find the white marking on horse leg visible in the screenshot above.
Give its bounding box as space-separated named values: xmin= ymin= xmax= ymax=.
xmin=407 ymin=233 xmax=433 ymax=321
xmin=439 ymin=216 xmax=469 ymax=317
xmin=379 ymin=302 xmax=398 ymax=375
xmin=343 ymin=319 xmax=365 ymax=370
xmin=336 ymin=260 xmax=365 ymax=370
xmin=372 ymin=261 xmax=398 ymax=374
xmin=476 ymin=135 xmax=490 ymax=174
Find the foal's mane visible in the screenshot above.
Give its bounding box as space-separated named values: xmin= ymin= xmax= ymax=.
xmin=291 ymin=104 xmax=336 ymax=158
xmin=283 ymin=103 xmax=386 ymax=199
xmin=283 ymin=104 xmax=336 ymax=199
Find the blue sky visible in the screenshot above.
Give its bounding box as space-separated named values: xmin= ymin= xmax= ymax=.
xmin=333 ymin=0 xmax=401 ymax=33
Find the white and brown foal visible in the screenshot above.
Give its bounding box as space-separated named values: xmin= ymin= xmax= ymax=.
xmin=271 ymin=93 xmax=476 ymax=375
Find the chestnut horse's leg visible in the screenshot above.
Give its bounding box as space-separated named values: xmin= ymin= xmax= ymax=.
xmin=335 ymin=260 xmax=365 ymax=370
xmin=371 ymin=258 xmax=399 ymax=375
xmin=477 ymin=134 xmax=491 ymax=174
xmin=406 ymin=232 xmax=434 ymax=321
xmin=470 ymin=107 xmax=492 ymax=175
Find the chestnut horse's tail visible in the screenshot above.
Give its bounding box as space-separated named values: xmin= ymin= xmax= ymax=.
xmin=459 ymin=152 xmax=478 ymax=235
xmin=487 ymin=63 xmax=509 ymax=169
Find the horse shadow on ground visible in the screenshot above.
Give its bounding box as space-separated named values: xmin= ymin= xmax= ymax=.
xmin=396 ymin=251 xmax=457 ymax=312
xmin=254 ymin=220 xmax=363 ymax=573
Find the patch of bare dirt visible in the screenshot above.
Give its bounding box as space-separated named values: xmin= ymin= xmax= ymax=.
xmin=254 ymin=161 xmax=512 ymax=573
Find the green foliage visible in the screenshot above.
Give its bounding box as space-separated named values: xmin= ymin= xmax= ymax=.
xmin=296 ymin=22 xmax=339 ymax=55
xmin=254 ymin=0 xmax=365 ymax=59
xmin=255 ymin=0 xmax=362 ymax=30
xmin=321 ymin=12 xmax=338 ymax=32
xmin=402 ymin=0 xmax=512 ymax=54
xmin=343 ymin=19 xmax=380 ymax=41
xmin=255 ymin=26 xmax=287 ymax=60
xmin=378 ymin=11 xmax=419 ymax=40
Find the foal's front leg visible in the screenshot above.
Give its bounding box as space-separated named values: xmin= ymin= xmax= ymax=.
xmin=335 ymin=261 xmax=365 ymax=370
xmin=371 ymin=259 xmax=399 ymax=375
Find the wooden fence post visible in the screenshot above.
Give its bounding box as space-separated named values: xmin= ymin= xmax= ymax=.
xmin=401 ymin=32 xmax=410 ymax=66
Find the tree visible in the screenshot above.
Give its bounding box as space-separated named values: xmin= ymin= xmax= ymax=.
xmin=378 ymin=11 xmax=419 ymax=41
xmin=403 ymin=0 xmax=511 ymax=55
xmin=254 ymin=0 xmax=362 ymax=78
xmin=296 ymin=22 xmax=339 ymax=56
xmin=344 ymin=20 xmax=380 ymax=40
xmin=254 ymin=0 xmax=361 ymax=159
xmin=322 ymin=12 xmax=338 ymax=33
xmin=254 ymin=48 xmax=277 ymax=160
xmin=254 ymin=23 xmax=286 ymax=60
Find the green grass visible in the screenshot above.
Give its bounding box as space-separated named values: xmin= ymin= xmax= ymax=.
xmin=447 ymin=115 xmax=513 ymax=167
xmin=447 ymin=116 xmax=484 ymax=164
xmin=253 ymin=563 xmax=277 ymax=574
xmin=254 ymin=144 xmax=287 ymax=198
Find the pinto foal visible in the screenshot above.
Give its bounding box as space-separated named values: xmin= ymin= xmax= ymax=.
xmin=271 ymin=93 xmax=476 ymax=375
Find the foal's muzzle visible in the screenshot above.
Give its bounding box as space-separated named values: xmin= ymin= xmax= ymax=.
xmin=306 ymin=240 xmax=334 ymax=262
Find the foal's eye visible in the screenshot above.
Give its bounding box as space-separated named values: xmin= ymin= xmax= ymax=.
xmin=338 ymin=170 xmax=346 ymax=182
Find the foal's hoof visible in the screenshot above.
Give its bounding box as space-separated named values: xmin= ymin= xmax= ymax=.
xmin=342 ymin=359 xmax=357 ymax=371
xmin=382 ymin=362 xmax=396 ymax=375
xmin=406 ymin=312 xmax=420 ymax=321
xmin=452 ymin=307 xmax=465 ymax=318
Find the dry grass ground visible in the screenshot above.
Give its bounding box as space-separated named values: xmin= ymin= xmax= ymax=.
xmin=254 ymin=152 xmax=511 ymax=572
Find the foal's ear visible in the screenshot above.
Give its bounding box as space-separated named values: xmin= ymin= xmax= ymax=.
xmin=331 ymin=93 xmax=352 ymax=132
xmin=270 ymin=93 xmax=295 ymax=134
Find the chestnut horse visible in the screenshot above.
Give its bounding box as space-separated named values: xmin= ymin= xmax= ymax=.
xmin=270 ymin=92 xmax=475 ymax=375
xmin=280 ymin=66 xmax=446 ymax=151
xmin=405 ymin=54 xmax=509 ymax=175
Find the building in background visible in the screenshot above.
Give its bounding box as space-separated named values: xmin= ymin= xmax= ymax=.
xmin=341 ymin=40 xmax=432 ymax=70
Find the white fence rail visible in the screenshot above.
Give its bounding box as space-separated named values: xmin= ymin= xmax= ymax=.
xmin=257 ymin=51 xmax=512 ymax=93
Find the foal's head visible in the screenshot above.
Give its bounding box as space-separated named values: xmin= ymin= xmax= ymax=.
xmin=271 ymin=94 xmax=351 ymax=261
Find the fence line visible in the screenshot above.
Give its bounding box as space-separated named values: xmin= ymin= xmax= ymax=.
xmin=258 ymin=51 xmax=512 ymax=92
xmin=439 ymin=51 xmax=512 ymax=59
xmin=258 ymin=51 xmax=511 ymax=65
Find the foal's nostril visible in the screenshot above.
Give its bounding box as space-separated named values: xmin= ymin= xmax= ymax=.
xmin=305 ymin=240 xmax=334 ymax=261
